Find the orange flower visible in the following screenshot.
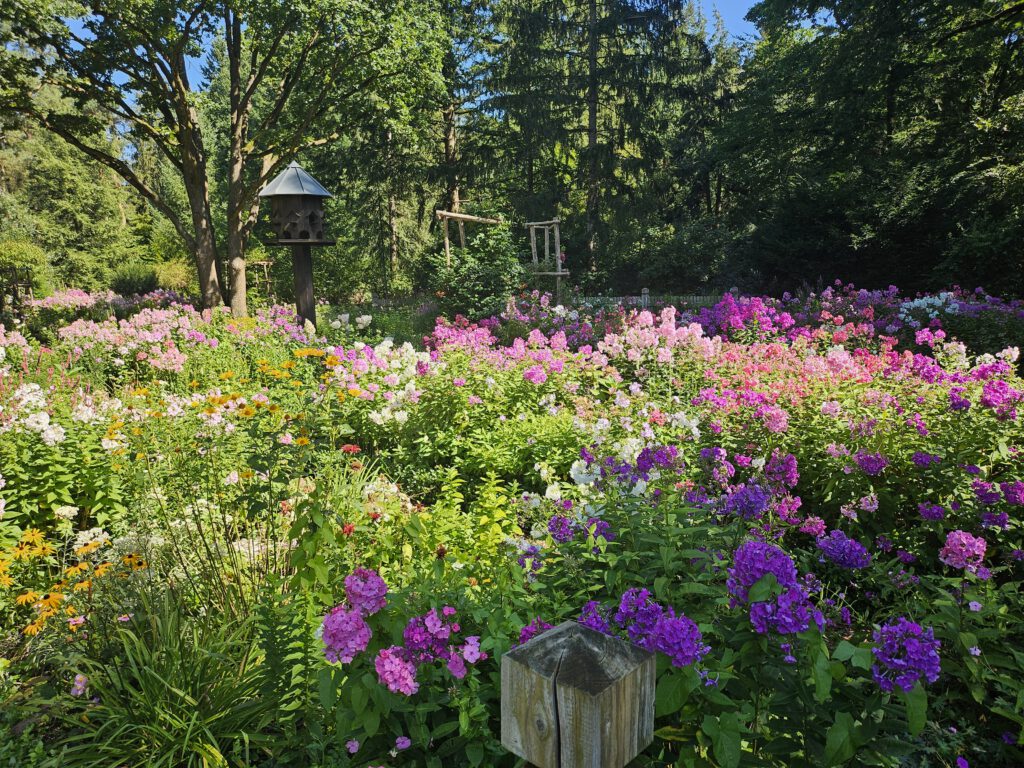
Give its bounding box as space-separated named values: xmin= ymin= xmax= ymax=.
xmin=341 ymin=444 xmax=361 ymax=454
xmin=20 ymin=529 xmax=45 ymax=546
xmin=38 ymin=593 xmax=64 ymax=610
xmin=23 ymin=620 xmax=44 ymax=636
xmin=342 ymin=523 xmax=356 ymax=536
xmin=122 ymin=553 xmax=142 ymax=568
xmin=65 ymin=562 xmax=89 ymax=578
xmin=32 ymin=542 xmax=56 ymax=557
xmin=295 ymin=437 xmax=311 ymax=446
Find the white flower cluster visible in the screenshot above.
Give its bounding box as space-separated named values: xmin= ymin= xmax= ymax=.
xmin=898 ymin=293 xmax=958 ymax=325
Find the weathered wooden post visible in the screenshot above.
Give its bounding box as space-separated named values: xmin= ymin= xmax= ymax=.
xmin=258 ymin=162 xmax=335 ymax=326
xmin=501 ymin=621 xmax=655 ymax=768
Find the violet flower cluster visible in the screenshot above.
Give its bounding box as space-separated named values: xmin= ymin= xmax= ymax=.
xmin=816 ymin=530 xmax=872 ymax=569
xmin=870 ymin=617 xmax=941 ymax=693
xmin=727 ymin=541 xmax=825 ymax=636
xmin=576 ymin=588 xmax=709 ymax=668
xmin=376 ymin=606 xmax=486 ymax=696
xmin=545 ymin=514 xmax=616 ymax=553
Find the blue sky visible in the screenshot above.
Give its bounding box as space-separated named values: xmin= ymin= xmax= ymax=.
xmin=701 ymin=0 xmax=758 ymax=39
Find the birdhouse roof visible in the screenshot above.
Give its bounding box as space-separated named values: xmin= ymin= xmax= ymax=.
xmin=259 ymin=162 xmax=333 ymax=198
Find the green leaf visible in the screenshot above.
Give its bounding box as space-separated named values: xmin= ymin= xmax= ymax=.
xmin=824 ymin=711 xmax=856 ymax=766
xmin=655 ymin=669 xmax=698 ymax=716
xmin=702 ymin=712 xmax=741 ymax=768
xmin=350 ymin=684 xmax=368 ymax=716
xmin=813 ymin=648 xmax=833 ymax=703
xmin=317 ymin=668 xmax=336 ymax=710
xmin=747 ymin=573 xmax=779 ymax=603
xmin=903 ymin=682 xmax=927 ymax=736
xmin=465 ymin=742 xmax=485 ymax=766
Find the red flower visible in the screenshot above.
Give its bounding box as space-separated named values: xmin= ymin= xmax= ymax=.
xmin=368 ymin=511 xmax=381 ymax=521
xmin=341 ymin=444 xmax=361 ymax=454
xmin=342 ymin=523 xmax=356 ymax=536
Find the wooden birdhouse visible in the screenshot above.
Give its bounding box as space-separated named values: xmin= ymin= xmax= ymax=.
xmin=259 ymin=162 xmax=333 ymax=244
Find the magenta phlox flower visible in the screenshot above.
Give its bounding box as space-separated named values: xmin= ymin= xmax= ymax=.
xmin=517 ymin=618 xmax=554 ymax=645
xmin=375 ymin=646 xmax=419 ymax=695
xmin=939 ymin=530 xmax=987 ymax=574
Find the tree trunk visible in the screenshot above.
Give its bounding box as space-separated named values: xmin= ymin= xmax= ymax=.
xmin=443 ymin=97 xmax=461 ymax=213
xmin=226 ymin=10 xmax=248 ymax=318
xmin=585 ymin=0 xmax=600 ymax=272
xmin=181 ymin=126 xmax=221 ymax=309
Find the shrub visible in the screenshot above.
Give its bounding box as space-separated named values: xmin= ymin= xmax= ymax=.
xmin=109 ymin=263 xmax=159 ymax=296
xmin=153 ymin=260 xmax=194 ymax=293
xmin=427 ymin=225 xmax=525 ymax=320
xmin=0 ymin=239 xmax=55 ymax=297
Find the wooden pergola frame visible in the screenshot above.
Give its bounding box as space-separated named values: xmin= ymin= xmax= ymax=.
xmin=436 ymin=209 xmax=503 ymax=266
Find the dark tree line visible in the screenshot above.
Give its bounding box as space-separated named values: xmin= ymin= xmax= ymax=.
xmin=1 ymin=0 xmax=1022 ymax=304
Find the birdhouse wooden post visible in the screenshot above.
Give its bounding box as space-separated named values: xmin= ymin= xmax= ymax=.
xmin=501 ymin=621 xmax=656 ymax=768
xmin=258 ymin=162 xmax=335 ymax=326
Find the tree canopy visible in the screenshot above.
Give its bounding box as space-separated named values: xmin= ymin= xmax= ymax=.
xmin=1 ymin=0 xmax=1021 ymax=304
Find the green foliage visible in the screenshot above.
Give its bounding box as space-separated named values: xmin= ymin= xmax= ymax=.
xmin=52 ymin=590 xmax=271 ymax=768
xmin=0 ymin=239 xmax=54 ymax=296
xmin=427 ymin=225 xmax=525 ymax=320
xmin=154 ymin=260 xmax=194 ymax=292
xmin=109 ymin=263 xmax=160 ymax=296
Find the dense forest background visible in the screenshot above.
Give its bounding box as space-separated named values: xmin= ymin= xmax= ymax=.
xmin=1 ymin=0 xmax=1022 ymax=303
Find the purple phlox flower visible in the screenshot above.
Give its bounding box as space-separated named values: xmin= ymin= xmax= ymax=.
xmin=727 ymin=541 xmax=800 ymax=603
xmin=748 ymin=585 xmax=826 ymax=635
xmin=722 ymin=482 xmax=772 ymax=520
xmin=584 ymin=517 xmax=615 ymax=550
xmin=816 ymin=530 xmax=872 ymax=569
xmin=344 ymin=568 xmax=388 ymax=615
xmin=395 ymin=736 xmax=412 ymax=750
xmin=981 ymin=511 xmax=1009 ymax=530
xmin=643 ymin=609 xmax=709 ymax=667
xmin=854 ymin=451 xmax=889 ymax=476
xmin=548 ymin=515 xmax=575 ymax=543
xmin=579 ymin=600 xmax=613 ymax=635
xmin=1001 ymin=480 xmax=1024 ymax=506
xmin=346 ymin=740 xmax=360 ymax=754
xmin=870 ymin=617 xmax=941 ymax=693
xmin=918 ymin=502 xmax=945 ymax=521
xmin=517 ymin=618 xmax=553 ymax=646
xmin=614 ymin=588 xmax=664 ymax=643
xmin=972 ymin=480 xmax=1001 ymax=505
xmin=911 ymin=451 xmax=941 ymax=467
xmin=517 ymin=543 xmax=543 ymax=572
xmin=321 ymin=605 xmax=372 ymax=664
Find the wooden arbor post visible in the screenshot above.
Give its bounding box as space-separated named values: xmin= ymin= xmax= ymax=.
xmin=435 ymin=210 xmax=503 ymax=267
xmin=501 ymin=621 xmax=655 ymax=768
xmin=524 ymin=218 xmax=568 ymax=303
